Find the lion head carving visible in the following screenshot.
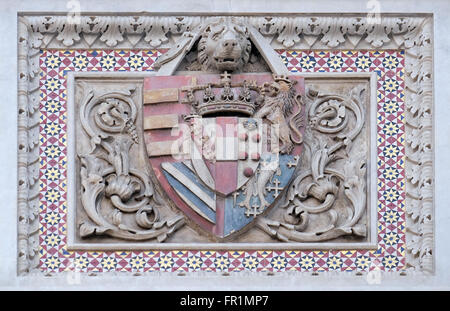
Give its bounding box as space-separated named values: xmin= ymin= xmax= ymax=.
xmin=154 ymin=18 xmax=270 ymax=73
xmin=196 ymin=18 xmax=252 ymax=72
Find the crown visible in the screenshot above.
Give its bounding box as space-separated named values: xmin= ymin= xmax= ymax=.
xmin=181 ymin=72 xmax=260 ymax=117
xmin=272 ymin=74 xmax=297 ymax=90
xmin=272 ymin=74 xmax=292 ymax=84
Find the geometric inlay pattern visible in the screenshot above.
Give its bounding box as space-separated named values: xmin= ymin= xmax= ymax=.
xmin=38 ymin=49 xmax=405 ymax=273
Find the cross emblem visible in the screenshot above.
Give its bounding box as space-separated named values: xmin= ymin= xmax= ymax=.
xmin=220 ymin=71 xmax=232 ymax=83
xmin=245 ymin=202 xmax=261 ymax=217
xmin=287 ymin=155 xmax=299 ymax=169
xmin=261 ymin=156 xmax=279 ymax=171
xmin=265 ymin=178 xmax=282 ymax=197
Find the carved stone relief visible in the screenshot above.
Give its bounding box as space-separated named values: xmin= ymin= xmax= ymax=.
xmin=167 ymin=17 xmax=270 ymax=73
xmin=73 ymin=79 xmax=185 ymax=244
xmin=17 ymin=13 xmax=433 ymax=274
xmin=69 ymin=74 xmax=374 ymax=248
xmin=256 ymin=79 xmax=372 ymax=243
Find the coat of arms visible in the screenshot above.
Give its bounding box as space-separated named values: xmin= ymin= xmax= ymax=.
xmin=75 ymin=17 xmax=369 ymax=246
xmin=143 ymin=72 xmax=305 ymax=239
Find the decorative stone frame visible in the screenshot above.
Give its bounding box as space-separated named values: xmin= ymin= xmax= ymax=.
xmin=65 ymin=71 xmax=378 ymax=251
xmin=17 ymin=13 xmax=433 ymax=275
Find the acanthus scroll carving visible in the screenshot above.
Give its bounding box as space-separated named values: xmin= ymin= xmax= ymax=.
xmin=257 ymin=84 xmax=369 ymax=242
xmin=17 ymin=13 xmax=434 ymax=274
xmin=77 ymin=83 xmax=185 ymax=241
xmin=23 ymin=15 xmax=428 ymax=51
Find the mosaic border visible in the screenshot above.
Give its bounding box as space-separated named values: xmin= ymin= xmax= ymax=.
xmin=37 ymin=49 xmax=404 ymax=273
xmin=17 ymin=14 xmax=434 ymax=275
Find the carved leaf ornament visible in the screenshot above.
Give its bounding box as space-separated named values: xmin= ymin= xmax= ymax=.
xmin=257 ymin=85 xmax=368 ymax=242
xmin=17 ymin=14 xmax=433 ymax=274
xmin=78 ymin=85 xmax=184 ymax=241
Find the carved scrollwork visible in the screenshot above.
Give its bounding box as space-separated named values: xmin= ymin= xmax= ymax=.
xmin=77 ymin=84 xmax=184 ymax=241
xmin=249 ymin=16 xmax=426 ymax=49
xmin=23 ymin=15 xmax=428 ymax=50
xmin=17 ymin=13 xmax=434 ymax=274
xmin=257 ymin=85 xmax=368 ymax=242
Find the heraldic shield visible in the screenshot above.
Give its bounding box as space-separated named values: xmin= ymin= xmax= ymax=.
xmin=143 ymin=73 xmax=305 ymax=239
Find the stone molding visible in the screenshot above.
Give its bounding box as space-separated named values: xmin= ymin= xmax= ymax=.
xmin=17 ymin=13 xmax=433 ymax=275
xmin=65 ymin=72 xmax=377 ymax=251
